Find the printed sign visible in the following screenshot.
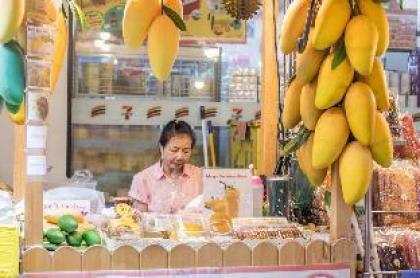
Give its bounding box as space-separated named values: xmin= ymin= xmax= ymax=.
xmin=202 ymin=168 xmax=254 ymax=217
xmin=44 ymin=200 xmax=91 ymax=215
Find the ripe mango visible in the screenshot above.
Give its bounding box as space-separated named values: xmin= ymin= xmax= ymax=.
xmin=312 ymin=0 xmax=351 ymax=50
xmin=122 ymin=0 xmax=161 ymax=49
xmin=8 ymin=98 xmax=24 ymax=125
xmin=344 ymin=82 xmax=376 ymax=146
xmin=282 ymin=78 xmax=304 ymax=129
xmin=312 ymin=107 xmax=350 ymax=169
xmin=0 ymin=0 xmax=25 ymax=44
xmin=50 ymin=11 xmax=67 ymax=92
xmin=279 ymin=0 xmax=309 ymax=54
xmin=358 ymin=0 xmax=389 ymax=56
xmin=148 ymin=15 xmax=180 ymax=81
xmin=315 ymin=54 xmax=354 ymax=109
xmin=296 ymin=30 xmax=328 ymax=84
xmin=300 ymin=79 xmax=322 ymax=130
xmin=297 ymin=133 xmax=327 ymax=187
xmin=345 ymin=15 xmax=378 ymax=76
xmin=370 ymin=112 xmax=393 ymax=168
xmin=339 ymin=141 xmax=373 ymax=205
xmin=357 ymin=58 xmax=390 ymax=112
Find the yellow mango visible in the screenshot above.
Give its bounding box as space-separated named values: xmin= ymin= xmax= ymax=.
xmin=300 ymin=79 xmax=322 ymax=130
xmin=44 ymin=210 xmax=84 ymax=224
xmin=312 ymin=0 xmax=351 ymax=50
xmin=297 ymin=133 xmax=327 ymax=187
xmin=296 ymin=31 xmax=328 ymax=84
xmin=357 ymin=58 xmax=390 ymax=112
xmin=315 ymin=54 xmax=354 ymax=109
xmin=358 ymin=0 xmax=389 ymax=56
xmin=370 ymin=112 xmax=393 ymax=168
xmin=344 ymin=82 xmax=376 ymax=146
xmin=339 ymin=141 xmax=373 ymax=205
xmin=279 ymin=0 xmax=309 ymax=54
xmin=282 ymin=78 xmax=304 ymax=129
xmin=313 ymin=107 xmax=350 ymax=169
xmin=8 ymin=99 xmax=24 ymax=125
xmin=345 ymin=15 xmax=378 ymax=76
xmin=148 ymin=15 xmax=180 ymax=81
xmin=50 ymin=11 xmax=67 ymax=92
xmin=122 ymin=0 xmax=161 ymax=49
xmin=0 ymin=0 xmax=25 ymax=44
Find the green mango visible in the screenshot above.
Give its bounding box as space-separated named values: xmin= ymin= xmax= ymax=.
xmin=43 ymin=242 xmax=59 ymax=251
xmin=82 ymin=230 xmax=101 ymax=247
xmin=0 ymin=41 xmax=24 ymax=106
xmin=45 ymin=228 xmax=66 ymax=245
xmin=58 ymin=215 xmax=78 ymax=233
xmin=66 ymin=231 xmax=83 ymax=247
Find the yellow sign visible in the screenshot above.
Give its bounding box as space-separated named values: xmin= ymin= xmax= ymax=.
xmin=79 ymin=0 xmax=246 ymax=43
xmin=79 ymin=0 xmax=125 ymax=32
xmin=182 ymin=0 xmax=246 ymax=43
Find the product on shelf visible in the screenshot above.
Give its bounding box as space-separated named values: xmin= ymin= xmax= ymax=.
xmin=205 ymin=198 xmax=232 ymax=235
xmin=372 ymin=161 xmax=419 ymax=226
xmin=102 ymin=203 xmax=143 ymax=240
xmin=231 ymin=217 xmax=303 ymax=240
xmin=142 ymin=213 xmax=175 ymax=237
xmin=177 ymin=213 xmax=208 ymax=239
xmin=375 ymin=228 xmax=420 ymax=271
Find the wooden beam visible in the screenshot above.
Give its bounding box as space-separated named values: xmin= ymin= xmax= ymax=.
xmin=330 ymin=162 xmax=352 ymax=240
xmin=260 ymin=0 xmax=279 ymax=175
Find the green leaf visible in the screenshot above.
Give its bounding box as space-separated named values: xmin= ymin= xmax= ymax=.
xmin=280 ymin=126 xmax=311 ymax=156
xmin=67 ymin=0 xmax=89 ymax=31
xmin=398 ymin=0 xmax=404 ymax=9
xmin=61 ymin=3 xmax=68 ymax=20
xmin=163 ymin=5 xmax=186 ymax=31
xmin=373 ymin=0 xmax=390 ymax=3
xmin=332 ymin=39 xmax=346 ymax=70
xmin=325 ymin=191 xmax=331 ymax=208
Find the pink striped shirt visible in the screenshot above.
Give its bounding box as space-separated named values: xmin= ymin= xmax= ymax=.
xmin=129 ymin=162 xmax=203 ymax=214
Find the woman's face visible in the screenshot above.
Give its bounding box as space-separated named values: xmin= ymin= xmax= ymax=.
xmin=161 ymin=134 xmax=193 ymax=171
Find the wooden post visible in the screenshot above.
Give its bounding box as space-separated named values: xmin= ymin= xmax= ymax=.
xmin=24 ymin=181 xmax=44 ymax=246
xmin=13 ymin=3 xmax=27 ymax=201
xmin=13 ymin=125 xmax=26 ymax=201
xmin=260 ymin=0 xmax=279 ymax=175
xmin=330 ymin=162 xmax=352 ymax=240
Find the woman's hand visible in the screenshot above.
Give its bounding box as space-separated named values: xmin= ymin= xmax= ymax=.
xmin=132 ymin=199 xmax=148 ymax=213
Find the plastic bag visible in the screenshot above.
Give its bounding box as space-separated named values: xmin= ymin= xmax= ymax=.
xmin=44 ymin=187 xmax=105 ymax=215
xmin=64 ymin=170 xmax=97 ymax=190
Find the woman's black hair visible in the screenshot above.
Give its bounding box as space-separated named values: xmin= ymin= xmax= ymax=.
xmin=159 ymin=120 xmax=196 ymax=149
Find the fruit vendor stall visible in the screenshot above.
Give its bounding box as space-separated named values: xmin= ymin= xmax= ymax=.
xmin=2 ymin=0 xmax=415 ymax=277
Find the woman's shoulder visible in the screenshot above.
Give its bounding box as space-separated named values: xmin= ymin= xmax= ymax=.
xmin=133 ymin=162 xmax=161 ymax=180
xmin=185 ymin=164 xmax=203 ymax=176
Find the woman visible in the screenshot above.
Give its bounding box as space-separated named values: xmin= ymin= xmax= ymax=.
xmin=129 ymin=120 xmax=203 ymax=213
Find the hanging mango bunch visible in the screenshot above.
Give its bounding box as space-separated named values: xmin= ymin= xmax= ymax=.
xmin=122 ymin=0 xmax=186 ymax=81
xmin=51 ymin=0 xmax=87 ymax=92
xmin=280 ymin=0 xmax=395 ymax=205
xmin=0 ymin=0 xmax=87 ymax=125
xmin=0 ymin=0 xmax=25 ymax=125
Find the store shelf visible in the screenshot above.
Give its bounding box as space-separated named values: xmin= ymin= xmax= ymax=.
xmin=74 ymin=138 xmax=158 ymax=153
xmin=372 ymin=210 xmax=420 ymax=213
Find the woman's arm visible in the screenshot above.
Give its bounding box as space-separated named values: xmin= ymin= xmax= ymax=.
xmin=132 ymin=199 xmax=148 ymax=212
